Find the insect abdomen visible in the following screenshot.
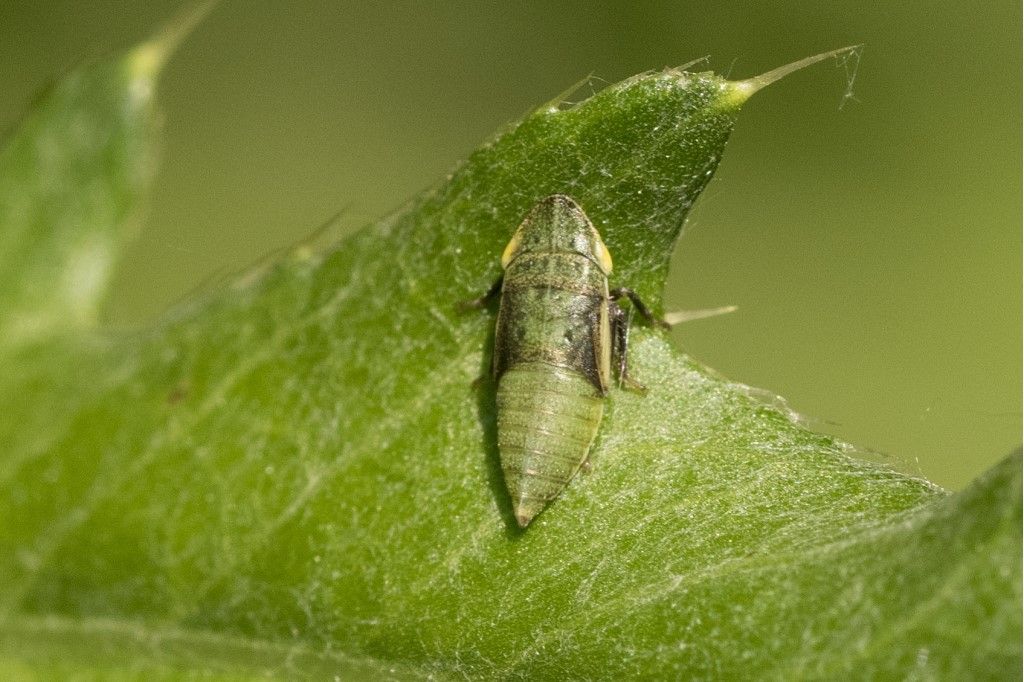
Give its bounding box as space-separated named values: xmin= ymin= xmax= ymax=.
xmin=497 ymin=361 xmax=604 ymax=527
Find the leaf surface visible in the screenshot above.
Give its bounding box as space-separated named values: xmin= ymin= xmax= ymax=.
xmin=0 ymin=33 xmax=1019 ymax=681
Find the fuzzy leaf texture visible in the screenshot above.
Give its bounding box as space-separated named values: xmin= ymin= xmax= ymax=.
xmin=0 ymin=19 xmax=1019 ymax=682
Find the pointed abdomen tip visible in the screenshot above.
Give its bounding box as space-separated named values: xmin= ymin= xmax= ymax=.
xmin=514 ymin=500 xmax=544 ymax=528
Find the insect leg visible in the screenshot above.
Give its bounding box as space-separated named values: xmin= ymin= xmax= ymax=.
xmin=611 ymin=299 xmax=647 ymax=394
xmin=457 ymin=275 xmax=503 ymax=311
xmin=609 ymin=287 xmax=670 ymax=329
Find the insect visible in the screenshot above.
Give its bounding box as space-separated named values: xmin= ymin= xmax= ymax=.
xmin=462 ymin=195 xmax=667 ymax=527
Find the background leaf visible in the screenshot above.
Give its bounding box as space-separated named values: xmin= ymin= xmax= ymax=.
xmin=0 ymin=27 xmax=1019 ymax=682
xmin=0 ymin=40 xmax=154 ymax=343
xmin=0 ymin=4 xmax=211 ymax=346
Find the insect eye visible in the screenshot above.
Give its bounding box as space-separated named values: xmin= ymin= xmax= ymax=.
xmin=501 ymin=228 xmax=524 ymax=269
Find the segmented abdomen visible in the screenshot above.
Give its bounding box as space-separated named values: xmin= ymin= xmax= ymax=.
xmin=497 ymin=361 xmax=604 ymax=527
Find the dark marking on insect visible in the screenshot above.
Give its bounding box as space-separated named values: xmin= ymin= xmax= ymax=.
xmin=462 ymin=195 xmax=667 ymax=528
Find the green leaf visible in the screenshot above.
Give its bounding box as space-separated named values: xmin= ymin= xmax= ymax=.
xmin=0 ymin=4 xmax=214 ymax=346
xmin=0 ymin=27 xmax=1018 ymax=681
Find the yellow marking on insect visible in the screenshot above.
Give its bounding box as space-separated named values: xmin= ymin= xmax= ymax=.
xmin=592 ymin=232 xmax=613 ymax=274
xmin=501 ymin=227 xmax=524 ymax=269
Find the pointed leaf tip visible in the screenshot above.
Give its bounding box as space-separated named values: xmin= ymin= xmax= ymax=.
xmin=130 ymin=0 xmax=219 ymax=79
xmin=723 ymin=45 xmax=863 ymax=107
xmin=664 ymin=305 xmax=738 ymax=326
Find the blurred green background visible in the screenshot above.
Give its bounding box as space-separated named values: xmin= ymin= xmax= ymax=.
xmin=1 ymin=1 xmax=1019 ymax=489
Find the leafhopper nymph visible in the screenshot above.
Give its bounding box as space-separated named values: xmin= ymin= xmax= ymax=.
xmin=463 ymin=195 xmax=667 ymax=527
